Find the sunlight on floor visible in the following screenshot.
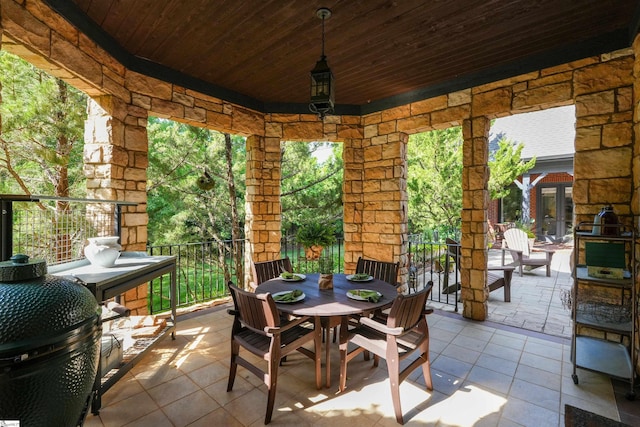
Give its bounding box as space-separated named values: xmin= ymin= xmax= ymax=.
xmin=173 ymin=325 xmax=210 ymax=369
xmin=421 ymin=384 xmax=506 ymax=425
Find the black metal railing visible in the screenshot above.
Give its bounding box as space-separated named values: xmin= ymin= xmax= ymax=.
xmin=0 ymin=194 xmax=135 ymax=265
xmin=2 ymin=195 xmax=458 ymax=313
xmin=280 ymin=234 xmax=345 ymax=274
xmin=147 ymin=240 xmax=244 ymax=313
xmin=407 ymin=234 xmax=460 ymax=311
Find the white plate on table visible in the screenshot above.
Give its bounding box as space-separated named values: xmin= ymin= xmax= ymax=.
xmin=272 ymin=290 xmax=305 ymax=303
xmin=346 ymin=289 xmax=382 ymax=301
xmin=346 ymin=274 xmax=373 ymax=282
xmin=279 ymin=273 xmax=306 ymax=282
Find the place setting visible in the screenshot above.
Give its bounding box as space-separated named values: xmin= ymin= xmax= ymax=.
xmin=279 ymin=271 xmax=306 ymax=282
xmin=272 ymin=289 xmax=306 ymax=303
xmin=346 ymin=288 xmax=382 ymax=303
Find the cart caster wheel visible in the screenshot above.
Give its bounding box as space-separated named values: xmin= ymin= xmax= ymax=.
xmin=625 ymin=392 xmax=635 ymax=401
xmin=572 ymin=374 xmax=578 ymax=385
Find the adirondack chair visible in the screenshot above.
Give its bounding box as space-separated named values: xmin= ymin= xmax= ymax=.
xmin=501 ymin=228 xmax=555 ymax=276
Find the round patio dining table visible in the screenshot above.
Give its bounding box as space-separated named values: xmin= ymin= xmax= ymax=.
xmin=256 ymin=273 xmax=397 ymax=388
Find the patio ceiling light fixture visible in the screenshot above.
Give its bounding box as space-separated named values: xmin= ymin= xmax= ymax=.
xmin=309 ymin=7 xmax=335 ymax=120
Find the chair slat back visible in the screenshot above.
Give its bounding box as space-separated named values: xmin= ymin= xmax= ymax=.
xmin=355 ymin=257 xmax=399 ymax=286
xmin=228 ymin=283 xmax=279 ymax=331
xmin=387 ymin=283 xmax=432 ymax=330
xmin=252 ymin=257 xmax=292 ymax=286
xmin=503 ymin=228 xmax=531 ymax=256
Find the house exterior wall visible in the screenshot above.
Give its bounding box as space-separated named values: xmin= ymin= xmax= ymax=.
xmin=488 ymin=172 xmax=574 ymax=234
xmin=0 ymin=0 xmax=638 ymax=323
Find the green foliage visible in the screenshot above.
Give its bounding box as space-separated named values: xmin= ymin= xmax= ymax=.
xmin=407 ymin=127 xmax=463 ymax=234
xmin=295 ymin=221 xmax=336 ymax=248
xmin=408 ymin=129 xmax=536 ymax=235
xmin=281 ymin=141 xmax=343 ymax=234
xmin=317 ymin=256 xmax=334 ymax=274
xmin=516 ymin=220 xmax=536 ymax=238
xmin=488 ymin=137 xmax=535 ymax=200
xmin=146 ymin=118 xmax=246 ymax=244
xmin=0 ymin=51 xmax=87 ymax=196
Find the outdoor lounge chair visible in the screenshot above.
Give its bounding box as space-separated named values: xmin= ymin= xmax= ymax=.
xmin=501 ymin=228 xmax=555 ymax=277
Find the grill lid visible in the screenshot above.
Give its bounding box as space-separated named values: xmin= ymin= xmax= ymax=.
xmin=0 ymin=254 xmax=47 ymax=282
xmin=0 ymin=254 xmax=99 ymax=348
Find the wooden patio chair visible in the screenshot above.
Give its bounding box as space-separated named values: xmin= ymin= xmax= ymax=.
xmin=488 ymin=266 xmax=515 ymax=302
xmin=250 ymin=257 xmax=292 ymax=289
xmin=356 ymin=257 xmax=400 ymax=286
xmin=501 ymin=228 xmax=555 ymax=277
xmin=441 ymin=238 xmax=461 ymax=294
xmin=339 ymin=283 xmax=434 ymax=425
xmin=354 ymin=257 xmax=400 ymax=322
xmin=226 ymin=282 xmax=321 ymax=424
xmin=446 ymin=238 xmax=514 ymax=301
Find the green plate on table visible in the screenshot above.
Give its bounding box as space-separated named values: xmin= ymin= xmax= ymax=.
xmin=272 ymin=290 xmax=305 ymax=303
xmin=347 ymin=289 xmax=382 ymax=302
xmin=279 ymin=273 xmax=306 ymax=282
xmin=346 ymin=274 xmax=373 ymax=282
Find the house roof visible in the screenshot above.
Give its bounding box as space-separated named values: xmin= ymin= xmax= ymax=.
xmin=489 ymin=106 xmax=576 ymax=175
xmin=43 ymin=0 xmax=640 ymax=115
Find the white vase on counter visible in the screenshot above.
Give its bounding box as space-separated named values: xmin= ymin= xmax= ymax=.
xmin=84 ymin=236 xmax=122 ymax=267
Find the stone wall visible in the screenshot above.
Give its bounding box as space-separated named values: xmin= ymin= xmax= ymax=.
xmin=632 ymin=30 xmax=640 ymax=374
xmin=1 ymin=1 xmax=639 ymax=322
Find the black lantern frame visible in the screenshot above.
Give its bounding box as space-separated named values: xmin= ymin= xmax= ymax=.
xmin=309 ymin=8 xmax=334 ymax=119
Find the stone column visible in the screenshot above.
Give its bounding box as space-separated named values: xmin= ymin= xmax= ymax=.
xmin=573 ymin=56 xmax=634 ymax=226
xmin=84 ymin=96 xmax=150 ymax=314
xmin=461 ymin=117 xmax=490 ymax=320
xmin=343 ymin=137 xmax=365 ymax=271
xmin=244 ymin=135 xmax=282 ymax=289
xmin=632 ymin=35 xmax=640 ymax=227
xmin=631 ymin=33 xmax=640 ymax=374
xmin=343 ymin=130 xmax=408 ymax=289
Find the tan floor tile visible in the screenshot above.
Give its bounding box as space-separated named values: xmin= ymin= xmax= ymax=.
xmin=509 ymin=378 xmax=561 ymax=412
xmin=100 ymin=373 xmax=145 ymax=407
xmin=123 ymin=409 xmax=173 ymax=427
xmin=147 ymin=374 xmax=199 ymax=407
xmin=223 ymin=387 xmax=269 ymax=426
xmin=162 ymin=390 xmax=218 ymax=427
xmin=93 ymin=391 xmax=159 ymax=427
xmin=186 ymin=359 xmax=229 ymax=388
xmin=501 ymin=396 xmax=561 ymax=427
xmin=205 ymin=375 xmax=253 ymax=406
xmin=186 ymin=407 xmax=243 ymax=427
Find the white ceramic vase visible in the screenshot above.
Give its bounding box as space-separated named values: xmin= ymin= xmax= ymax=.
xmin=84 ymin=236 xmax=122 ymax=267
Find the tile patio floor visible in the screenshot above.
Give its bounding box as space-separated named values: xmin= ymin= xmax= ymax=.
xmin=84 ymin=247 xmax=639 ymax=426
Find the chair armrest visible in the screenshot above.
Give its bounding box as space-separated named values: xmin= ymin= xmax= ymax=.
xmin=488 ymin=266 xmax=515 ymax=272
xmin=265 ymin=315 xmax=312 ymax=334
xmin=227 ymin=309 xmax=239 ymax=316
xmin=532 ymin=248 xmax=555 ymax=256
xmin=502 ymin=247 xmax=523 ymax=256
xmin=359 ymin=316 xmax=404 ymax=335
xmin=424 ymin=307 xmax=434 ymax=315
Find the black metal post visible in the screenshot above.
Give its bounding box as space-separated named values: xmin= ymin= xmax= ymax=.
xmin=1 ymin=199 xmax=13 ymax=261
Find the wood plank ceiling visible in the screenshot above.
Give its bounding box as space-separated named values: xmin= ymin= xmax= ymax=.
xmin=45 ymin=0 xmax=640 ymax=115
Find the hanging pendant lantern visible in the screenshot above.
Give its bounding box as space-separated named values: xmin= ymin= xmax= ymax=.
xmin=309 ymin=8 xmax=334 ymax=119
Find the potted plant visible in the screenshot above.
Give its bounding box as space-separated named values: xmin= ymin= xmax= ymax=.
xmin=317 ymin=256 xmax=334 ymax=290
xmin=296 ymin=222 xmax=336 ymax=260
